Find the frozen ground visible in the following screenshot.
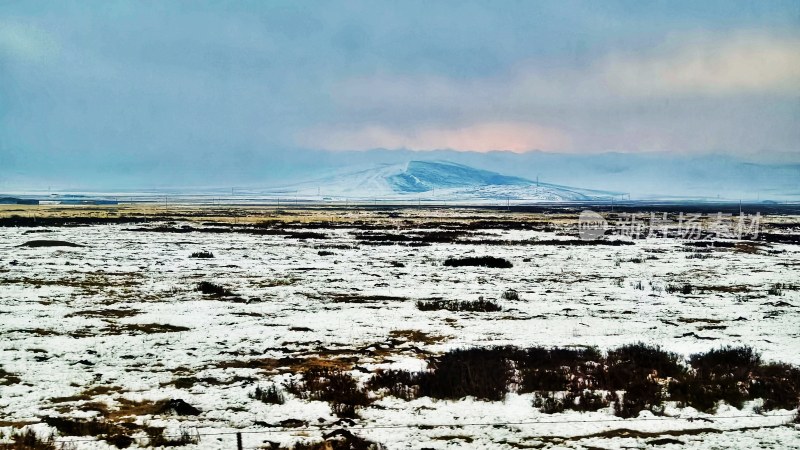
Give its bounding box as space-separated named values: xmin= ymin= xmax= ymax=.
xmin=0 ymin=207 xmax=798 ymax=449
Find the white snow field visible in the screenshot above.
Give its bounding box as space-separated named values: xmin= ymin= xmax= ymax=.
xmin=0 ymin=207 xmax=798 ymax=449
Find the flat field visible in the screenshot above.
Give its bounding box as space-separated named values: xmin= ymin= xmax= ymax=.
xmin=1 ymin=205 xmax=799 ymax=449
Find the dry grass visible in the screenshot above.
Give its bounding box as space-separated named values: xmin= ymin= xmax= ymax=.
xmin=389 ymin=329 xmax=450 ymax=345
xmin=329 ymin=293 xmax=407 ymax=304
xmin=0 ymin=367 xmax=22 ymax=385
xmin=214 ymin=356 xmax=357 ymax=373
xmin=99 ymin=323 xmax=191 ymax=335
xmin=162 ymin=376 xmax=225 ymax=389
xmin=83 ymin=385 xmax=125 ymax=396
xmin=12 ymin=328 xmax=62 ymax=337
xmin=697 ymin=284 xmax=750 ymax=293
xmin=108 ymin=398 xmax=168 ymax=420
xmin=0 ymin=204 xmax=569 ymax=231
xmin=64 ymin=309 xmax=141 ymax=319
xmin=0 ymin=273 xmax=141 ymax=298
xmin=49 ymin=385 xmax=126 ymax=406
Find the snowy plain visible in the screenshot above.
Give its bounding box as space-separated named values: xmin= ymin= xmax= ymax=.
xmin=0 ymin=206 xmax=798 ymax=449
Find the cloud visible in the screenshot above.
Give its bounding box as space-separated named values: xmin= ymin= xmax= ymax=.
xmin=0 ymin=22 xmax=57 ymax=63
xmin=302 ymin=32 xmax=800 ymax=153
xmin=602 ymin=32 xmax=800 ymax=96
xmin=298 ymin=121 xmax=570 ymax=152
xmin=2 ymin=1 xmax=798 ymax=162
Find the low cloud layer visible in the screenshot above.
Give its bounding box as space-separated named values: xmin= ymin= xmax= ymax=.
xmin=603 ymin=32 xmax=800 ymax=96
xmin=305 ymin=32 xmax=800 ymax=153
xmin=299 ymin=122 xmax=570 ymax=153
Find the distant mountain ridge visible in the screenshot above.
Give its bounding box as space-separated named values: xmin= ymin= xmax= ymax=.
xmin=272 ymin=160 xmax=620 ymax=201
xmin=3 ymin=148 xmax=798 ymax=201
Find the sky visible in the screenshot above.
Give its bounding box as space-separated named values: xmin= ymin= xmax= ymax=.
xmin=1 ymin=0 xmax=799 ymax=186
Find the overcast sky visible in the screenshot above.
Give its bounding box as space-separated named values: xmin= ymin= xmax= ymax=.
xmin=1 ymin=0 xmax=799 ymax=164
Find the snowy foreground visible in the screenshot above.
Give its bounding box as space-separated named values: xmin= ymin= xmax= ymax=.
xmin=1 ymin=207 xmax=799 ymax=449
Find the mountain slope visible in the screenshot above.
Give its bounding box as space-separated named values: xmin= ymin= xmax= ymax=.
xmin=386 ymin=161 xmax=530 ymax=192
xmin=272 ymin=160 xmax=619 ymax=201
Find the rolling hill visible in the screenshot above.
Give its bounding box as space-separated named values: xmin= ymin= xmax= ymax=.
xmin=270 ymin=160 xmax=621 ymax=201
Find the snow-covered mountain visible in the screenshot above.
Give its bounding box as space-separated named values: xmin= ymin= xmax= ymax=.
xmin=7 ymin=148 xmax=798 ymax=201
xmin=270 ymin=160 xmax=620 ymax=201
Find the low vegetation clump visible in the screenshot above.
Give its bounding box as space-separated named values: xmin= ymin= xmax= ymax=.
xmin=44 ymin=416 xmax=118 ymax=437
xmin=532 ymin=392 xmax=568 ymax=414
xmin=146 ymin=427 xmax=199 ymax=447
xmin=100 ymin=322 xmax=191 ymax=335
xmin=416 ymin=299 xmax=502 ymax=312
xmin=750 ymin=363 xmax=800 ymax=410
xmin=669 ymin=345 xmax=763 ymax=412
xmin=352 ymin=230 xmax=466 ymax=245
xmin=518 ymin=346 xmax=604 ymax=392
xmin=43 ymin=417 xmax=135 ymax=448
xmin=290 ymin=429 xmax=382 ymax=450
xmin=189 ymin=251 xmax=214 ymax=258
xmin=352 ymin=232 xmax=412 ymax=243
xmin=533 ymin=390 xmax=612 ymax=414
xmin=0 ymin=366 xmax=22 ymax=385
xmin=419 ymin=347 xmax=514 ymax=401
xmin=601 ymin=344 xmax=685 ymax=417
xmin=605 ymin=343 xmax=686 ymax=388
xmin=666 ymin=283 xmax=693 ymax=295
xmin=196 ymin=281 xmax=234 ymax=296
xmin=7 ymin=429 xmax=57 ymax=450
xmin=286 ymin=369 xmax=371 ymax=418
xmin=614 ymin=379 xmax=665 ymax=418
xmin=361 ymin=344 xmax=800 ymax=418
xmin=573 ymin=390 xmax=614 ymax=412
xmin=251 ymin=384 xmax=286 ymax=405
xmin=443 ymin=256 xmax=513 ymax=268
xmin=283 ymin=231 xmax=328 ymax=240
xmin=367 ymin=369 xmax=420 ymax=400
xmin=28 ymin=398 xmax=204 ymax=448
xmin=18 ymin=240 xmax=83 ymax=248
xmin=501 ymin=289 xmax=519 ymax=300
xmin=414 ymin=230 xmax=467 ymax=243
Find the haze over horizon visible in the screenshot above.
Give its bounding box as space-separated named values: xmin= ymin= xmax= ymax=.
xmin=1 ymin=1 xmax=799 ymax=193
